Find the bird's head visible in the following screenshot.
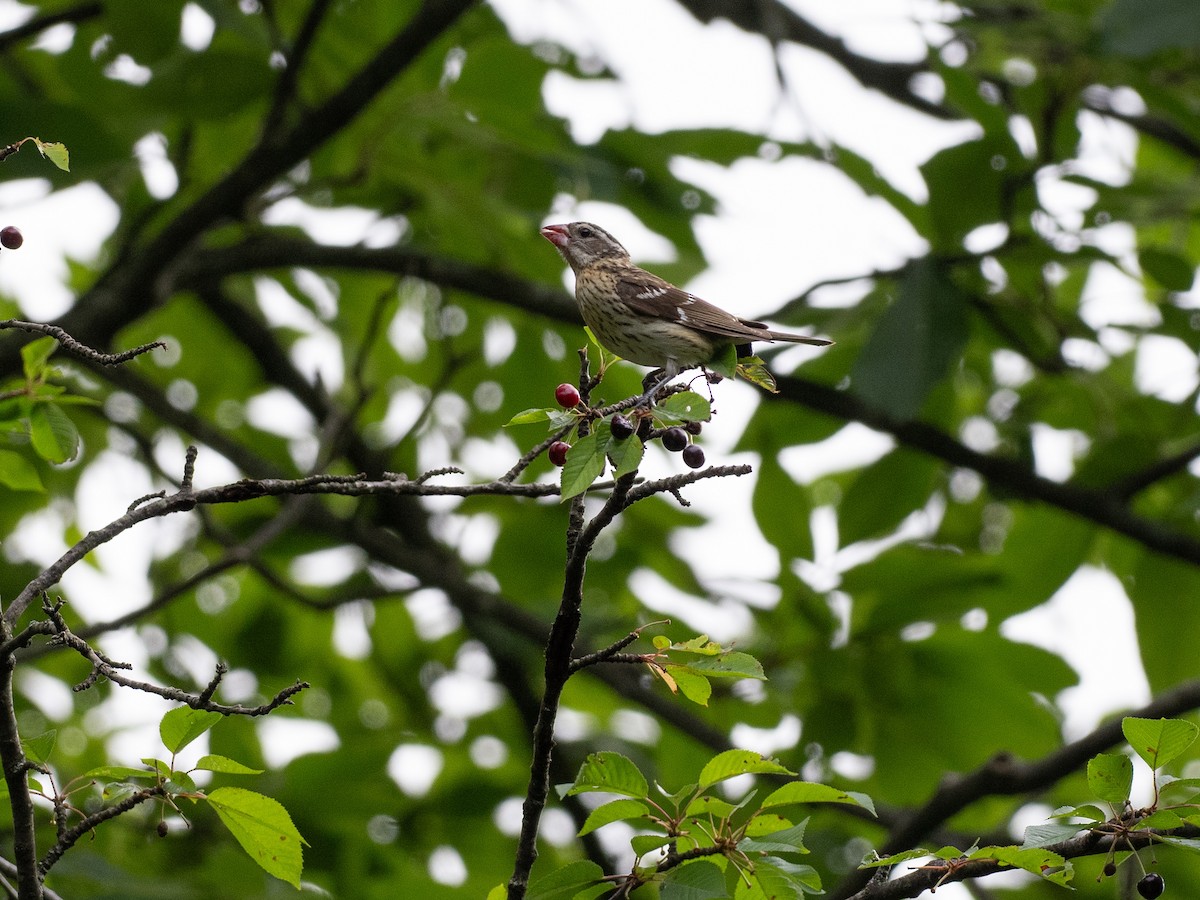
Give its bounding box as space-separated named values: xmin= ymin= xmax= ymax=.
xmin=540 ymin=222 xmax=630 ymax=272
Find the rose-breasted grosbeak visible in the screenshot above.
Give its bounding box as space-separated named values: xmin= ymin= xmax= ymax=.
xmin=541 ymin=221 xmax=832 ymax=402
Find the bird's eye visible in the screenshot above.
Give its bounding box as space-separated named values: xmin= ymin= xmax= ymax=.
xmin=578 ymin=226 xmax=593 ymax=238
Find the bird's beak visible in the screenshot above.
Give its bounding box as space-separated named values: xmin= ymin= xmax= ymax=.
xmin=540 ymin=224 xmax=569 ymax=248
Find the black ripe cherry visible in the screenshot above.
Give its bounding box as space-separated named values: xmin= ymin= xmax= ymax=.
xmin=548 ymin=441 xmax=570 ymax=467
xmin=0 ymin=226 xmax=23 ymax=250
xmin=682 ymin=444 xmax=705 ymax=469
xmin=1102 ymin=862 xmax=1116 ymax=878
xmin=1137 ymin=873 xmax=1164 ymax=899
xmin=610 ymin=414 xmax=634 ymax=440
xmin=661 ymin=427 xmax=688 ymax=452
xmin=554 ymin=383 xmax=580 ymax=408
xmin=684 ymin=420 xmax=703 ymax=436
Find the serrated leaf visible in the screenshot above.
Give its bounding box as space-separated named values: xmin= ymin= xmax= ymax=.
xmin=505 ymin=407 xmax=556 ymax=426
xmin=607 ymin=431 xmax=643 ymax=478
xmin=668 ymin=667 xmax=712 ymax=706
xmin=1142 ymin=809 xmax=1184 ymax=829
xmin=526 ymin=860 xmax=606 ymax=900
xmin=560 ymin=429 xmax=606 ymax=500
xmin=207 ymin=787 xmax=306 ymax=888
xmin=736 ymin=358 xmax=778 ymax=393
xmin=1087 ymin=752 xmax=1133 ymax=803
xmin=743 ymin=857 xmax=820 ymax=898
xmin=194 ymin=755 xmax=264 ymax=775
xmin=686 ymin=795 xmax=738 ymax=819
xmin=567 ymin=752 xmax=649 ymax=799
xmin=977 ymin=846 xmax=1071 ymax=885
xmin=33 ymin=138 xmax=69 ymax=171
xmin=1123 ymin=717 xmax=1199 ymax=771
xmin=1021 ymin=823 xmax=1086 ymax=848
xmin=78 ymin=765 xmax=159 ymax=782
xmin=745 ymin=814 xmax=793 ymax=836
xmin=631 ymin=833 xmax=674 ymax=858
xmin=662 ymin=859 xmax=727 ymax=897
xmin=740 ymin=822 xmax=809 ymax=856
xmin=160 ymin=707 xmax=223 ymax=754
xmin=1155 ymin=834 xmax=1200 ymax=855
xmin=697 ymin=750 xmax=793 ymax=790
xmin=29 ymin=402 xmax=78 ymax=463
xmin=680 ymin=652 xmax=766 ymax=681
xmin=761 ymin=782 xmax=876 ymax=817
xmin=672 ymin=635 xmax=719 ymax=654
xmin=657 ymin=391 xmax=711 ymax=423
xmin=1047 ymin=803 xmax=1105 ymax=821
xmin=578 ymin=798 xmax=650 ymax=836
xmin=22 ymin=731 xmax=56 ymax=765
xmin=20 ymin=337 xmax=56 ymax=381
xmin=861 ymin=848 xmax=935 ymax=868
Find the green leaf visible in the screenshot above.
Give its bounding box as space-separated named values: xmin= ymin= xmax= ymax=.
xmin=22 ymin=731 xmax=56 ymax=765
xmin=1155 ymin=835 xmax=1200 ymax=855
xmin=1087 ymin=752 xmax=1133 ymax=803
xmin=566 ymin=752 xmax=649 ymax=799
xmin=850 ymin=259 xmax=969 ymax=420
xmin=526 ymin=859 xmax=606 ymax=900
xmin=656 ymin=391 xmax=711 ymax=423
xmin=631 ymin=833 xmax=674 ymax=857
xmin=78 ymin=765 xmax=160 ymax=782
xmin=20 ymin=337 xmax=56 ymax=380
xmin=28 ymin=403 xmax=79 ymax=463
xmin=194 ymin=755 xmax=264 ymax=775
xmin=685 ymin=795 xmax=739 ymax=819
xmin=861 ymin=848 xmax=935 ymax=868
xmin=761 ymin=782 xmax=876 ymax=817
xmin=977 ymin=846 xmax=1071 ymax=885
xmin=1122 ymin=717 xmax=1199 ymax=771
xmin=662 ymin=860 xmax=728 ymax=898
xmin=742 ymin=857 xmax=820 ymax=898
xmin=206 ymin=787 xmax=306 ymax=888
xmin=1022 ymin=823 xmax=1087 ymax=848
xmin=583 ymin=326 xmax=621 ymax=371
xmin=668 ymin=666 xmax=713 ymax=706
xmin=708 ymin=344 xmax=738 ymax=380
xmin=735 ymin=357 xmax=777 ymax=393
xmin=505 ymin=407 xmax=556 ymax=426
xmin=838 ymin=450 xmax=941 ymax=545
xmin=0 ymin=449 xmax=43 ymax=492
xmin=679 ymin=651 xmax=766 ymax=681
xmin=1140 ymin=247 xmax=1195 ymax=291
xmin=560 ymin=429 xmax=606 ymax=500
xmin=159 ymin=707 xmax=223 ymax=754
xmin=697 ymin=750 xmax=793 ymax=791
xmin=740 ymin=822 xmax=809 ymax=856
xmin=607 ymin=431 xmax=643 ymax=478
xmin=578 ymin=798 xmax=650 ymax=836
xmin=752 ymin=458 xmax=813 ymax=561
xmin=33 ymin=138 xmax=70 ymax=171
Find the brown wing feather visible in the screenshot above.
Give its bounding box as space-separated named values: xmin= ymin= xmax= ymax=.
xmin=615 ymin=269 xmax=832 ymax=346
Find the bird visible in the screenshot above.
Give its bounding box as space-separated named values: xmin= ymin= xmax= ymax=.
xmin=540 ymin=222 xmax=832 ymax=403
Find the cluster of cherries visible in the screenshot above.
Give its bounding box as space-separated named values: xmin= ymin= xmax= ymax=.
xmin=548 ymin=383 xmax=705 ymax=470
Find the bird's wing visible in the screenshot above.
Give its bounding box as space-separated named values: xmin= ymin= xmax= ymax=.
xmin=615 ymin=270 xmax=829 ymax=345
xmin=614 ymin=270 xmax=765 ymax=340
